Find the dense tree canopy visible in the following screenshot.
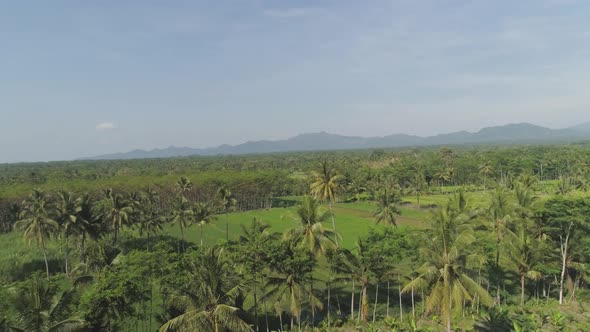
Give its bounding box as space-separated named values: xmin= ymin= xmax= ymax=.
xmin=2 ymin=143 xmax=590 ymax=330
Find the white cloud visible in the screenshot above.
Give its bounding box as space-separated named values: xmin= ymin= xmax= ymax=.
xmin=96 ymin=122 xmax=115 ymax=131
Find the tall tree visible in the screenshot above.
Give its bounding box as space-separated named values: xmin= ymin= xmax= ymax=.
xmin=55 ymin=191 xmax=82 ymax=276
xmin=77 ymin=193 xmax=99 ymax=263
xmin=310 ymin=161 xmax=343 ymax=247
xmin=133 ymin=191 xmax=164 ymax=249
xmin=95 ymin=193 xmax=133 ymax=245
xmin=482 ymin=186 xmax=513 ymax=304
xmin=511 ymin=182 xmax=540 ymax=305
xmin=194 ymin=201 xmax=216 ymax=247
xmin=404 ymin=200 xmax=493 ymax=332
xmin=217 ymin=187 xmax=237 ymax=241
xmin=284 ymin=195 xmax=337 ymax=256
xmin=328 ymin=241 xmax=383 ymax=322
xmin=373 ymin=189 xmax=402 ymax=227
xmin=15 ymin=190 xmax=59 ymax=279
xmin=409 ymin=172 xmax=428 ymax=206
xmin=235 ymin=219 xmax=277 ymax=332
xmin=10 ymin=274 xmax=85 ymax=332
xmin=169 ymin=196 xmax=194 ymax=253
xmin=160 ymin=249 xmax=253 ymax=332
xmin=539 ymin=197 xmax=590 ymax=304
xmin=265 ymin=241 xmax=317 ymax=330
xmin=479 ymin=161 xmax=495 ymax=190
xmin=175 ymin=177 xmax=193 ymax=196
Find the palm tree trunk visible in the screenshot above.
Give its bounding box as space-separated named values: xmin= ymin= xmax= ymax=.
xmin=336 ymin=291 xmax=342 ymax=315
xmin=310 ymin=277 xmax=315 ymax=327
xmin=351 ymin=277 xmax=355 ymax=320
xmin=559 ymin=223 xmax=572 ymax=305
xmin=81 ymin=232 xmax=86 ymax=263
xmin=113 ymin=225 xmax=118 ymax=245
xmin=372 ymin=282 xmax=379 ymax=323
xmin=521 ymin=273 xmax=526 ymax=306
xmin=200 ymin=223 xmax=204 ymax=247
xmin=357 ymin=288 xmax=362 ymax=323
xmin=361 ymin=285 xmax=368 ymax=321
xmin=150 ymin=281 xmax=154 ymax=332
xmin=411 ymin=287 xmax=415 ymax=319
xmin=328 ymin=202 xmax=339 ymax=247
xmin=179 ymin=222 xmax=185 ymax=253
xmin=398 ymin=276 xmax=403 ymax=320
xmin=64 ymin=235 xmax=69 ymax=276
xmin=263 ymin=297 xmax=269 ymax=332
xmin=547 ymin=280 xmax=552 ymax=304
xmin=41 ymin=239 xmax=50 ymax=279
xmin=386 ymin=280 xmax=390 ymax=317
xmin=226 ymin=213 xmax=229 ymax=241
xmin=327 ymin=283 xmax=331 ymax=329
xmin=254 ymin=283 xmax=259 ymax=332
xmin=446 ymin=310 xmax=452 ymax=332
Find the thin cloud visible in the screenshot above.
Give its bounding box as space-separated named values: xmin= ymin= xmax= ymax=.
xmin=262 ymin=8 xmax=314 ymax=19
xmin=96 ymin=122 xmax=115 ymax=131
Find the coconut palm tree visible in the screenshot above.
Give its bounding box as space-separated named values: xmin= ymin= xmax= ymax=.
xmin=175 ymin=177 xmax=193 ymax=196
xmin=404 ymin=200 xmax=493 ymax=332
xmin=482 ymin=186 xmax=514 ymax=304
xmin=435 ymin=170 xmax=451 ymax=192
xmin=169 ymin=196 xmax=194 ymax=253
xmin=237 ymin=219 xmax=277 ymax=332
xmin=555 ymin=176 xmax=574 ymax=195
xmin=409 ymin=173 xmax=428 ymax=206
xmin=265 ymin=243 xmax=318 ymax=331
xmin=134 ymin=191 xmax=164 ymax=250
xmin=160 ymin=248 xmax=253 ymax=332
xmin=373 ymin=189 xmax=402 ymax=227
xmin=217 ymin=187 xmax=237 ymax=241
xmin=479 ymin=162 xmax=495 ymax=189
xmin=95 ymin=193 xmax=133 ymax=245
xmin=511 ymin=183 xmax=541 ymax=305
xmin=9 ymin=274 xmax=85 ymax=332
xmin=15 ymin=190 xmax=59 ymax=279
xmin=328 ymin=242 xmax=376 ymax=322
xmin=284 ymin=195 xmax=337 ymax=256
xmin=194 ymin=201 xmax=216 ymax=247
xmin=284 ymin=195 xmax=338 ymax=328
xmin=310 ymin=161 xmax=343 ymax=247
xmin=508 ymin=223 xmax=541 ymax=306
xmin=55 ymin=191 xmax=83 ymax=276
xmin=76 ymin=193 xmax=99 ymax=263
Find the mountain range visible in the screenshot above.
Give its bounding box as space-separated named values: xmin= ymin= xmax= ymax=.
xmin=85 ymin=122 xmax=590 ymax=160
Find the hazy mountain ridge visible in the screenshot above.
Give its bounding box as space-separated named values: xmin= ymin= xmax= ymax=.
xmin=85 ymin=122 xmax=590 ymax=160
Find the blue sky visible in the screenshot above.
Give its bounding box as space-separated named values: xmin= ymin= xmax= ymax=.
xmin=2 ymin=0 xmax=590 ymax=163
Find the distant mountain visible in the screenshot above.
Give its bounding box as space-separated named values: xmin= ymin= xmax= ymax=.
xmin=570 ymin=121 xmax=590 ymax=134
xmin=84 ymin=122 xmax=590 ymax=160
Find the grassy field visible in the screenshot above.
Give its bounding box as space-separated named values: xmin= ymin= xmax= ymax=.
xmin=0 ymin=194 xmax=437 ymax=284
xmin=1 ymin=189 xmax=528 ymax=284
xmin=162 ymin=199 xmax=428 ymax=249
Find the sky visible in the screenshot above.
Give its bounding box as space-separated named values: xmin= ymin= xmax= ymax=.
xmin=2 ymin=0 xmax=590 ymax=163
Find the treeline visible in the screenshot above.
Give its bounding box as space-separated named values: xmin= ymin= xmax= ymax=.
xmin=3 ymin=143 xmax=590 ymax=194
xmin=0 ymin=171 xmax=298 ymax=234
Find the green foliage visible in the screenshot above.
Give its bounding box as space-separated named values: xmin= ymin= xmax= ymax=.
xmin=4 ymin=145 xmax=590 ymax=331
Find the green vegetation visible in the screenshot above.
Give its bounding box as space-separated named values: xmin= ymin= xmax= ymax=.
xmin=2 ymin=144 xmax=590 ymax=331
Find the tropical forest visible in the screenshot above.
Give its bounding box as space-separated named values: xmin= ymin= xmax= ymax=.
xmin=2 ymin=144 xmax=590 ymax=331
